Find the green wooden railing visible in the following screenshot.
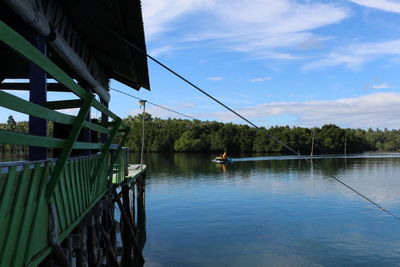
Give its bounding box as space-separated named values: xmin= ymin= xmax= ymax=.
xmin=0 ymin=20 xmax=131 ymax=266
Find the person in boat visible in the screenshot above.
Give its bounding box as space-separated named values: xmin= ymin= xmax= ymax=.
xmin=222 ymin=151 xmax=227 ymax=159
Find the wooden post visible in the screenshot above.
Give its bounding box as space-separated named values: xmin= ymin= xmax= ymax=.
xmin=28 ymin=33 xmax=47 ymax=160
xmin=99 ymin=224 xmax=119 ymax=266
xmin=131 ymin=183 xmax=136 ymax=227
xmin=80 ymin=84 xmax=92 ymax=156
xmin=75 ymin=226 xmax=88 ymax=267
xmin=108 ymin=208 xmax=117 ymax=261
xmin=101 ymin=99 xmax=109 ymax=144
xmin=122 ymin=184 xmax=133 ymax=266
xmin=137 ymin=174 xmax=146 ymax=250
xmin=113 ymin=190 xmax=145 ymax=266
xmin=87 ymin=221 xmax=98 ymax=266
xmin=311 ymin=129 xmax=315 ymax=158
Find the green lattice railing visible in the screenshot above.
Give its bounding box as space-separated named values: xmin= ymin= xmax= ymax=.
xmin=0 ymin=20 xmax=131 ymax=266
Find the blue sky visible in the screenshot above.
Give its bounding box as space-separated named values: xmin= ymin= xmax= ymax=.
xmin=3 ymin=0 xmax=400 ymax=129
xmin=110 ymin=0 xmax=400 ymax=129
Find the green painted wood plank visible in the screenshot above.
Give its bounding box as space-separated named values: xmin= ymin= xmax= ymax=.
xmin=0 ymin=131 xmax=103 ymax=150
xmin=0 ymin=131 xmax=64 ymax=148
xmin=63 ymin=163 xmax=77 ymax=221
xmin=46 ymin=95 xmax=94 ymax=199
xmin=26 ymin=248 xmax=52 ymax=267
xmin=73 ymin=161 xmax=84 ymax=214
xmin=58 ymin=170 xmax=73 ymax=227
xmin=81 ymin=158 xmax=89 ymax=209
xmin=45 ymin=99 xmax=83 ymax=110
xmin=65 ymin=167 xmax=78 ymax=225
xmin=0 ymin=166 xmax=18 ymax=256
xmin=12 ymin=164 xmax=43 ymax=267
xmin=86 ymin=158 xmax=93 ymax=204
xmin=82 ymin=158 xmax=89 ymax=207
xmin=68 ymin=162 xmax=80 ymax=219
xmin=53 ymin=179 xmax=67 ymax=232
xmin=0 ymin=90 xmax=75 ymax=124
xmin=73 ymin=141 xmax=103 ymax=150
xmin=90 ymin=118 xmax=122 ymax=185
xmin=24 ymin=163 xmax=50 ymax=265
xmin=109 ymin=131 xmax=129 ymax=184
xmin=0 ymin=165 xmax=32 ymax=266
xmin=82 ymin=121 xmax=111 ymax=134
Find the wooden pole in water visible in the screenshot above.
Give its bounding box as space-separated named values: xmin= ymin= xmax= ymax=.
xmin=99 ymin=225 xmax=119 ymax=266
xmin=131 ymin=183 xmax=136 ymax=227
xmin=311 ymin=129 xmax=315 ymax=158
xmin=137 ymin=174 xmax=146 ymax=250
xmin=113 ymin=190 xmax=145 ymax=266
xmin=122 ymin=184 xmax=133 ymax=266
xmin=87 ymin=222 xmax=98 ymax=266
xmin=139 ymin=100 xmax=147 ymax=170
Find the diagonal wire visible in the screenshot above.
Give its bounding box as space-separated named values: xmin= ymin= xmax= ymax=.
xmin=102 ymin=25 xmax=400 ymax=222
xmin=110 ymin=87 xmax=197 ymax=120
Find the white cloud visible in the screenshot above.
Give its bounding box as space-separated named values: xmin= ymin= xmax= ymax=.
xmin=148 ymin=45 xmax=176 ymax=57
xmin=303 ymin=39 xmax=400 ymax=71
xmin=203 ymin=92 xmax=400 ymax=129
xmin=371 ymin=83 xmax=392 ymax=89
xmin=349 ymin=0 xmax=400 ymax=13
xmin=250 ymin=77 xmax=273 ymax=82
xmin=141 ymin=0 xmax=213 ymax=39
xmin=207 ymin=77 xmax=224 ymax=81
xmin=142 ymin=0 xmax=348 ymax=58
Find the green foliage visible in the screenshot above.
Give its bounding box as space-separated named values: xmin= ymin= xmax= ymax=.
xmin=121 ymin=113 xmax=400 ymax=154
xmin=174 ymin=131 xmax=204 ymax=152
xmin=3 ymin=113 xmax=400 ymax=154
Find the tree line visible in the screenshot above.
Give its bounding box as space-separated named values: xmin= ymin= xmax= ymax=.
xmin=124 ymin=113 xmax=400 ymax=154
xmin=1 ymin=114 xmax=400 ymax=154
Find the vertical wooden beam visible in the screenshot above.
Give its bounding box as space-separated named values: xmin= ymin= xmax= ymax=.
xmin=121 ymin=184 xmax=133 ymax=266
xmin=80 ymin=84 xmax=92 ymax=156
xmin=137 ymin=175 xmax=146 ymax=250
xmin=108 ymin=206 xmax=117 ymax=264
xmin=87 ymin=222 xmax=98 ymax=266
xmin=113 ymin=190 xmax=145 ymax=266
xmin=101 ymin=99 xmax=108 ymax=144
xmin=28 ymin=33 xmax=47 ymax=160
xmin=75 ymin=226 xmax=88 ymax=267
xmin=130 ymin=183 xmax=135 ymax=227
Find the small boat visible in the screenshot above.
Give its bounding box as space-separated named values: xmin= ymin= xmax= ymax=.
xmin=215 ymin=156 xmax=232 ymax=164
xmin=214 ymin=151 xmax=231 ymax=164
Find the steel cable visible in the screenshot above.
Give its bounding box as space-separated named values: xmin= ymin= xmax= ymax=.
xmin=103 ymin=25 xmax=400 ymax=222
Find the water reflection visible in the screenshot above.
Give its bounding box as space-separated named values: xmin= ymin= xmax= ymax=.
xmin=131 ymin=153 xmax=400 ymax=266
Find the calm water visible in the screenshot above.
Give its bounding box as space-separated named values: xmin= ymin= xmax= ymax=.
xmin=132 ymin=152 xmax=400 ymax=267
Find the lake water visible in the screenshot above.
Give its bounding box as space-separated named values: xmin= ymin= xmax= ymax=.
xmin=134 ymin=152 xmax=400 ymax=267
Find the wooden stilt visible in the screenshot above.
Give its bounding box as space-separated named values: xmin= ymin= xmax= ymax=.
xmin=49 ymin=242 xmax=70 ymax=267
xmin=99 ymin=224 xmax=119 ymax=266
xmin=131 ymin=183 xmax=136 ymax=228
xmin=137 ymin=175 xmax=146 ymax=250
xmin=38 ymin=258 xmax=56 ymax=267
xmin=113 ymin=190 xmax=145 ymax=266
xmin=75 ymin=226 xmax=88 ymax=267
xmin=122 ymin=184 xmax=133 ymax=267
xmin=87 ymin=223 xmax=98 ymax=266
